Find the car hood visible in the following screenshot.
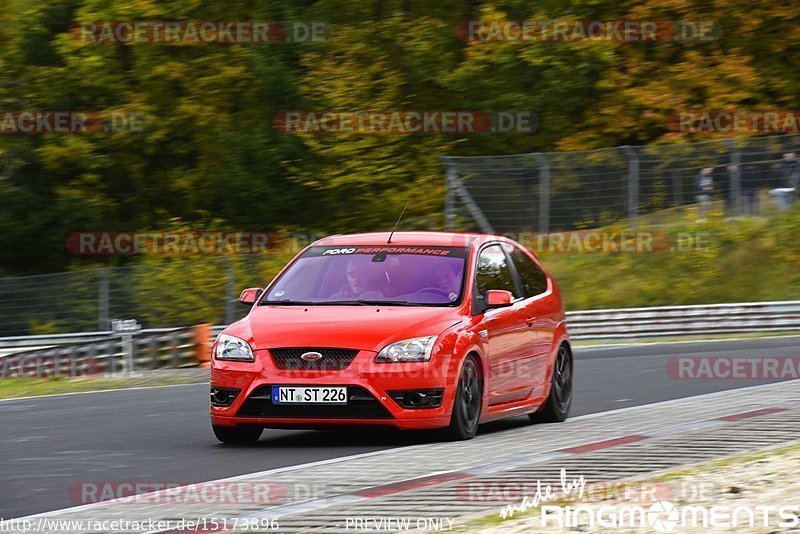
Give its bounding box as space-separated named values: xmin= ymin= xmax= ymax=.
xmin=224 ymin=305 xmax=463 ymax=352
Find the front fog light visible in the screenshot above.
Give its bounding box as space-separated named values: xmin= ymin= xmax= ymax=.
xmin=210 ymin=387 xmax=240 ymax=407
xmin=376 ymin=336 xmax=436 ymax=363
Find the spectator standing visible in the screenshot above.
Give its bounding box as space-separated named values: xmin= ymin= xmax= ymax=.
xmin=772 ymin=153 xmax=799 ymax=210
xmin=738 ymin=164 xmax=761 ymax=216
xmin=696 ymin=167 xmax=714 ymax=221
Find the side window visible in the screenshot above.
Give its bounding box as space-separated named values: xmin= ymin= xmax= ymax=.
xmin=509 ymin=246 xmax=548 ymax=298
xmin=475 ymin=245 xmax=518 ymax=298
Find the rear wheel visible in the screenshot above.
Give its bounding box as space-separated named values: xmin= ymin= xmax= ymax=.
xmin=530 ymin=344 xmax=572 ymax=423
xmin=442 ymin=355 xmax=482 ymax=440
xmin=212 ymin=424 xmax=263 ymax=444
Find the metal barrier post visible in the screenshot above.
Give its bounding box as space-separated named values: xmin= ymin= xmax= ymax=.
xmin=444 ymin=167 xmax=457 ymax=231
xmin=224 ymin=259 xmax=236 ymax=325
xmin=727 ymin=139 xmax=741 ymax=216
xmin=622 ymin=146 xmax=639 ymax=228
xmin=98 ymin=271 xmax=109 ymax=331
xmin=109 ymin=319 xmax=142 ymax=377
xmin=534 ymin=153 xmax=550 ymax=235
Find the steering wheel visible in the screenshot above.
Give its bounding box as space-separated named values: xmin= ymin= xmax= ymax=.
xmin=417 ymin=287 xmax=450 ymax=298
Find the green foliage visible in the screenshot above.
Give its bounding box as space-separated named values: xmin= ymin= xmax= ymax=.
xmin=541 ymin=205 xmax=800 ymax=310
xmin=1 ymin=0 xmax=799 ymax=278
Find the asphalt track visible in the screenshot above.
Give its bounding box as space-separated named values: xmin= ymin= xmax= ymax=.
xmin=2 ymin=336 xmax=799 ymax=519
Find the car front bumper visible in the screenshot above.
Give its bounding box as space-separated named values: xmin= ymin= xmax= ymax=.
xmin=209 ymin=349 xmax=458 ymax=430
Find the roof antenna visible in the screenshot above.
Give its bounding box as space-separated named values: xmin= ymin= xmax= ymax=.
xmin=387 ymin=201 xmax=409 ymax=244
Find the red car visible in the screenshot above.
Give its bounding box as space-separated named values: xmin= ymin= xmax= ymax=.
xmin=210 ymin=232 xmax=572 ymax=443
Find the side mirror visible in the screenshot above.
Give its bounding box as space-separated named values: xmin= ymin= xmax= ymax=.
xmin=485 ymin=289 xmax=513 ymax=309
xmin=239 ymin=288 xmax=263 ymax=305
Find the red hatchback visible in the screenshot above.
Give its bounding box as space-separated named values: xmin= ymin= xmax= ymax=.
xmin=210 ymin=232 xmax=572 ymax=443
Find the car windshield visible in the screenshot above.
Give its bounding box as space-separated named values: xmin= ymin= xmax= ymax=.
xmin=263 ymin=245 xmax=468 ymax=306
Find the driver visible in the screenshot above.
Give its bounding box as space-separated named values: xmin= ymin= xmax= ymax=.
xmin=434 ymin=265 xmax=461 ymax=301
xmin=331 ymin=258 xmax=384 ymax=300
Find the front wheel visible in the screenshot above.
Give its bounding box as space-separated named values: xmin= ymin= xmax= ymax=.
xmin=442 ymin=355 xmax=483 ymax=440
xmin=212 ymin=424 xmax=263 ymax=444
xmin=530 ymin=344 xmax=572 ymax=423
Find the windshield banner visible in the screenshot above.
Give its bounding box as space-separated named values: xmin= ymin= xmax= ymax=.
xmin=306 ymin=246 xmax=469 ymax=258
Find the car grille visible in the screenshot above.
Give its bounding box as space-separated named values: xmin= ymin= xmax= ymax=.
xmin=269 ymin=348 xmax=359 ymax=371
xmin=237 ymin=385 xmax=393 ymax=419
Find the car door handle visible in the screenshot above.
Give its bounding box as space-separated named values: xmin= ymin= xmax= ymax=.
xmin=525 ymin=318 xmax=536 ymax=327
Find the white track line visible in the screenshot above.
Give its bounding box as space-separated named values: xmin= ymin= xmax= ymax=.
xmin=0 ymin=381 xmax=207 ymax=403
xmin=576 ymin=334 xmax=800 ymax=351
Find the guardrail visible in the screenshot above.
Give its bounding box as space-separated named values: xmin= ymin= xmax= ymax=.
xmin=0 ymin=328 xmax=198 ymax=349
xmin=0 ymin=327 xmax=205 ymax=377
xmin=566 ymin=300 xmax=800 ymax=340
xmin=1 ymin=301 xmax=798 ymax=371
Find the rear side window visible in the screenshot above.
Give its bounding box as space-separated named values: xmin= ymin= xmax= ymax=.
xmin=508 ymin=246 xmax=548 ymax=298
xmin=475 ymin=245 xmax=518 ymax=297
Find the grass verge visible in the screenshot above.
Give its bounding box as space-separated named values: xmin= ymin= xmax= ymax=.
xmin=0 ymin=369 xmax=207 ymax=399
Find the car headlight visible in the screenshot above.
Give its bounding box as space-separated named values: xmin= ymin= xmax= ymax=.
xmin=214 ymin=334 xmax=255 ymax=362
xmin=375 ymin=336 xmax=437 ymax=363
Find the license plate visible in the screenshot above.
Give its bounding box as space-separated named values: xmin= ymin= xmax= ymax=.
xmin=272 ymin=386 xmax=347 ymax=404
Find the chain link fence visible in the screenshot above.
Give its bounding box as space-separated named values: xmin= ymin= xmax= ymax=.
xmin=442 ymin=134 xmax=800 ymax=233
xmin=4 ymin=134 xmax=800 ymax=337
xmin=0 ymin=256 xmax=284 ymax=336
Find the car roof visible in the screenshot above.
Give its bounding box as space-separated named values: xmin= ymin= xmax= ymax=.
xmin=313 ymin=231 xmax=504 ymax=248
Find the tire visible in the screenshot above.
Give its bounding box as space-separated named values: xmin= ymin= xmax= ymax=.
xmin=442 ymin=355 xmax=483 ymax=441
xmin=529 ymin=344 xmax=572 ymax=423
xmin=212 ymin=424 xmax=263 ymax=444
